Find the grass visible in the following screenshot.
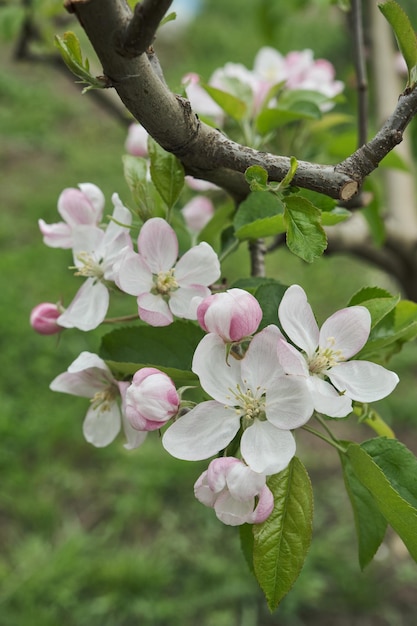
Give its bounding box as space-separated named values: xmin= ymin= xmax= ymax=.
xmin=1 ymin=2 xmax=417 ymax=624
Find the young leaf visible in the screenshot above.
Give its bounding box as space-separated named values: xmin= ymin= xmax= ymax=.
xmin=148 ymin=137 xmax=184 ymax=210
xmin=284 ymin=195 xmax=327 ymax=262
xmin=54 ymin=32 xmax=109 ymax=93
xmin=234 ymin=191 xmax=285 ymax=240
xmin=346 ymin=441 xmax=417 ymax=562
xmin=348 ymin=286 xmax=400 ymax=329
xmin=99 ymin=322 xmax=205 ymax=375
xmin=340 ymin=450 xmax=387 ymax=569
xmin=254 ymin=282 xmax=288 ymax=330
xmin=379 ymin=1 xmax=417 ymax=86
xmin=201 ymin=83 xmax=247 ymax=121
xmin=245 ymin=165 xmax=269 ymax=191
xmin=252 ymin=457 xmax=313 ymax=611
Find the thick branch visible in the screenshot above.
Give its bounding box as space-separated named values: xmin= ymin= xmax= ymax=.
xmin=118 ymin=0 xmax=173 ymax=58
xmin=64 ymin=0 xmax=417 ymax=204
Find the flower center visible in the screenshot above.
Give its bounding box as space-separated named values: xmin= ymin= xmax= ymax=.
xmin=154 ymin=269 xmax=179 ymax=295
xmin=231 ymin=384 xmax=266 ymax=426
xmin=73 ymin=251 xmax=104 ymax=280
xmin=308 ymin=336 xmax=344 ymax=375
xmin=90 ymin=386 xmax=117 ymax=413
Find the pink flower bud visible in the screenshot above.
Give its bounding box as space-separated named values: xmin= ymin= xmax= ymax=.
xmin=125 ymin=367 xmax=179 ymax=431
xmin=30 ymin=302 xmax=63 ymax=335
xmin=182 ymin=196 xmax=214 ymax=233
xmin=194 ymin=457 xmax=274 ymax=526
xmin=197 ymin=288 xmax=262 ymax=342
xmin=125 ymin=123 xmax=148 ymax=157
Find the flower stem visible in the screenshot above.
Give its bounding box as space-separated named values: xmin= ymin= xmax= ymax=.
xmin=301 ymin=424 xmax=347 ymax=453
xmin=103 ymin=314 xmax=139 ymax=324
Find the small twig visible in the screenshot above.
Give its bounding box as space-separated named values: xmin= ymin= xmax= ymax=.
xmin=249 ymin=239 xmax=266 ymax=277
xmin=349 ymin=0 xmax=368 ymax=148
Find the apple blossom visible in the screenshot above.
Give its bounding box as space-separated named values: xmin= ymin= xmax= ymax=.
xmin=116 ymin=217 xmax=221 ymax=327
xmin=50 ymin=351 xmax=147 ymax=449
xmin=163 ymin=326 xmax=314 ymax=475
xmin=30 ymin=302 xmax=63 ymax=335
xmin=277 ymin=285 xmax=399 ymax=417
xmin=39 ymin=183 xmax=105 ymax=249
xmin=57 ymin=193 xmax=132 ymax=331
xmin=194 ymin=457 xmax=274 ymax=526
xmin=125 ymin=122 xmax=149 ymax=157
xmin=197 ymin=288 xmax=262 ymax=342
xmin=125 ymin=367 xmax=180 ymax=431
xmin=181 ymin=196 xmax=214 ymax=233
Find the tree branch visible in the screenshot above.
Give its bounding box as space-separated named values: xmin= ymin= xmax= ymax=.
xmin=63 ymin=0 xmax=417 ymax=204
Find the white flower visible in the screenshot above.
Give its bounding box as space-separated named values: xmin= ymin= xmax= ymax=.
xmin=39 ymin=183 xmax=105 ymax=249
xmin=50 ymin=352 xmax=146 ymax=449
xmin=125 ymin=123 xmax=149 ymax=157
xmin=194 ymin=457 xmax=274 ymax=526
xmin=277 ymin=285 xmax=399 ymax=417
xmin=163 ymin=326 xmax=314 ymax=475
xmin=57 ymin=194 xmax=132 ymax=331
xmin=116 ymin=217 xmax=221 ymax=326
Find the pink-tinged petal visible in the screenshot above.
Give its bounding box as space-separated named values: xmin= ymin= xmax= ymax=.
xmin=119 ymin=381 xmax=149 ymax=450
xmin=307 ymin=376 xmax=352 ymax=417
xmin=175 ymin=242 xmax=221 ymax=286
xmin=214 ymin=491 xmax=255 ymax=526
xmin=249 ymin=485 xmax=274 ymax=524
xmin=38 ymin=219 xmax=73 ymax=248
xmin=278 ymin=284 xmax=319 ymax=357
xmin=266 ymin=373 xmax=314 ymax=429
xmin=137 ymin=292 xmax=173 ymax=326
xmin=240 ymin=420 xmax=296 ymax=474
xmin=192 ymin=334 xmax=243 ymax=404
xmin=226 ymin=462 xmax=266 ymax=500
xmin=276 ymin=337 xmax=309 ymax=376
xmin=206 ymin=457 xmax=239 ymax=493
xmin=138 ymin=217 xmax=178 ymax=272
xmin=125 ymin=123 xmax=149 ymax=157
xmin=82 ymin=403 xmax=121 ymax=447
xmin=169 ymin=285 xmax=210 ymax=319
xmin=58 ymin=279 xmax=109 ymax=331
xmin=241 ymin=325 xmax=284 ymax=391
xmin=197 ymin=288 xmax=262 ymax=342
xmin=162 ymin=400 xmax=240 ymax=461
xmin=78 ymin=183 xmax=105 ymax=221
xmin=319 ymin=306 xmax=370 ymax=359
xmin=116 ymin=250 xmax=153 ymax=296
xmin=30 ymin=302 xmax=62 ymax=335
xmin=328 ymin=360 xmax=399 ymax=402
xmin=194 ymin=471 xmax=217 ymax=507
xmin=58 ymin=188 xmax=97 ymax=227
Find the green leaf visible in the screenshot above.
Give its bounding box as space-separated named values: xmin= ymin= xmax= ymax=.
xmin=201 ymin=83 xmax=247 ymax=121
xmin=245 ymin=165 xmax=269 ymax=191
xmin=256 ymin=106 xmax=321 ymax=134
xmin=356 ymin=298 xmax=417 ymax=362
xmin=239 ymin=524 xmax=255 ymax=575
xmin=234 ymin=192 xmax=285 ymax=240
xmin=99 ymin=321 xmax=205 ymax=383
xmin=54 ymin=32 xmax=108 ymax=93
xmin=230 ymin=276 xmax=279 ymax=295
xmin=320 ymin=207 xmax=351 ymax=225
xmin=284 ymin=195 xmax=327 ymax=262
xmin=361 ymin=438 xmax=417 ymax=509
xmin=148 ymin=138 xmax=184 ymax=210
xmin=346 ymin=441 xmax=417 ymax=562
xmin=340 ymin=450 xmax=387 ymax=569
xmin=122 ymin=155 xmax=159 ymax=221
xmin=348 ymin=286 xmax=400 ymax=329
xmin=197 ymin=200 xmax=235 ymax=249
xmin=253 ymin=457 xmax=313 ymax=611
xmin=379 ymin=1 xmax=417 ymax=86
xmin=254 ymin=282 xmax=288 ymax=330
xmin=104 ymin=361 xmax=199 ymax=388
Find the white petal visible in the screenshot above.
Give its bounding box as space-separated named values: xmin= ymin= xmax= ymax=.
xmin=137 ymin=292 xmax=173 ymax=326
xmin=307 ymin=376 xmax=352 ymax=417
xmin=169 ymin=286 xmax=210 ymax=319
xmin=241 ymin=325 xmax=284 ymax=391
xmin=192 ymin=334 xmax=243 ymax=404
xmin=266 ymin=374 xmax=314 ymax=429
xmin=276 ymin=337 xmax=309 ymax=376
xmin=67 ymin=351 xmax=109 ymax=375
xmin=214 ymin=491 xmax=255 ymax=526
xmin=278 ymin=284 xmax=319 ymax=356
xmin=50 ymin=370 xmax=105 ymax=398
xmin=71 ymin=225 xmax=105 ymax=262
xmin=58 ymin=279 xmax=109 ymax=331
xmin=82 ymin=403 xmax=121 ymax=447
xmin=319 ymin=306 xmax=370 ymax=359
xmin=226 ymin=463 xmax=266 ymax=500
xmin=194 ymin=471 xmax=217 ymax=507
xmin=116 ymin=250 xmax=153 ymax=295
xmin=175 ymin=242 xmax=221 ymax=286
xmin=138 ymin=217 xmax=178 ymax=272
xmin=162 ymin=401 xmax=240 ymax=461
xmin=121 ymin=413 xmax=148 ymax=450
xmin=78 ymin=183 xmax=105 ymax=220
xmin=38 ymin=219 xmax=73 ymax=248
xmin=328 ymin=360 xmax=399 ymax=402
xmin=240 ymin=420 xmax=296 ymax=474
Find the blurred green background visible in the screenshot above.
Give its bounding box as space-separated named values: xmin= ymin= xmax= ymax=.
xmin=1 ymin=1 xmax=417 ymax=624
